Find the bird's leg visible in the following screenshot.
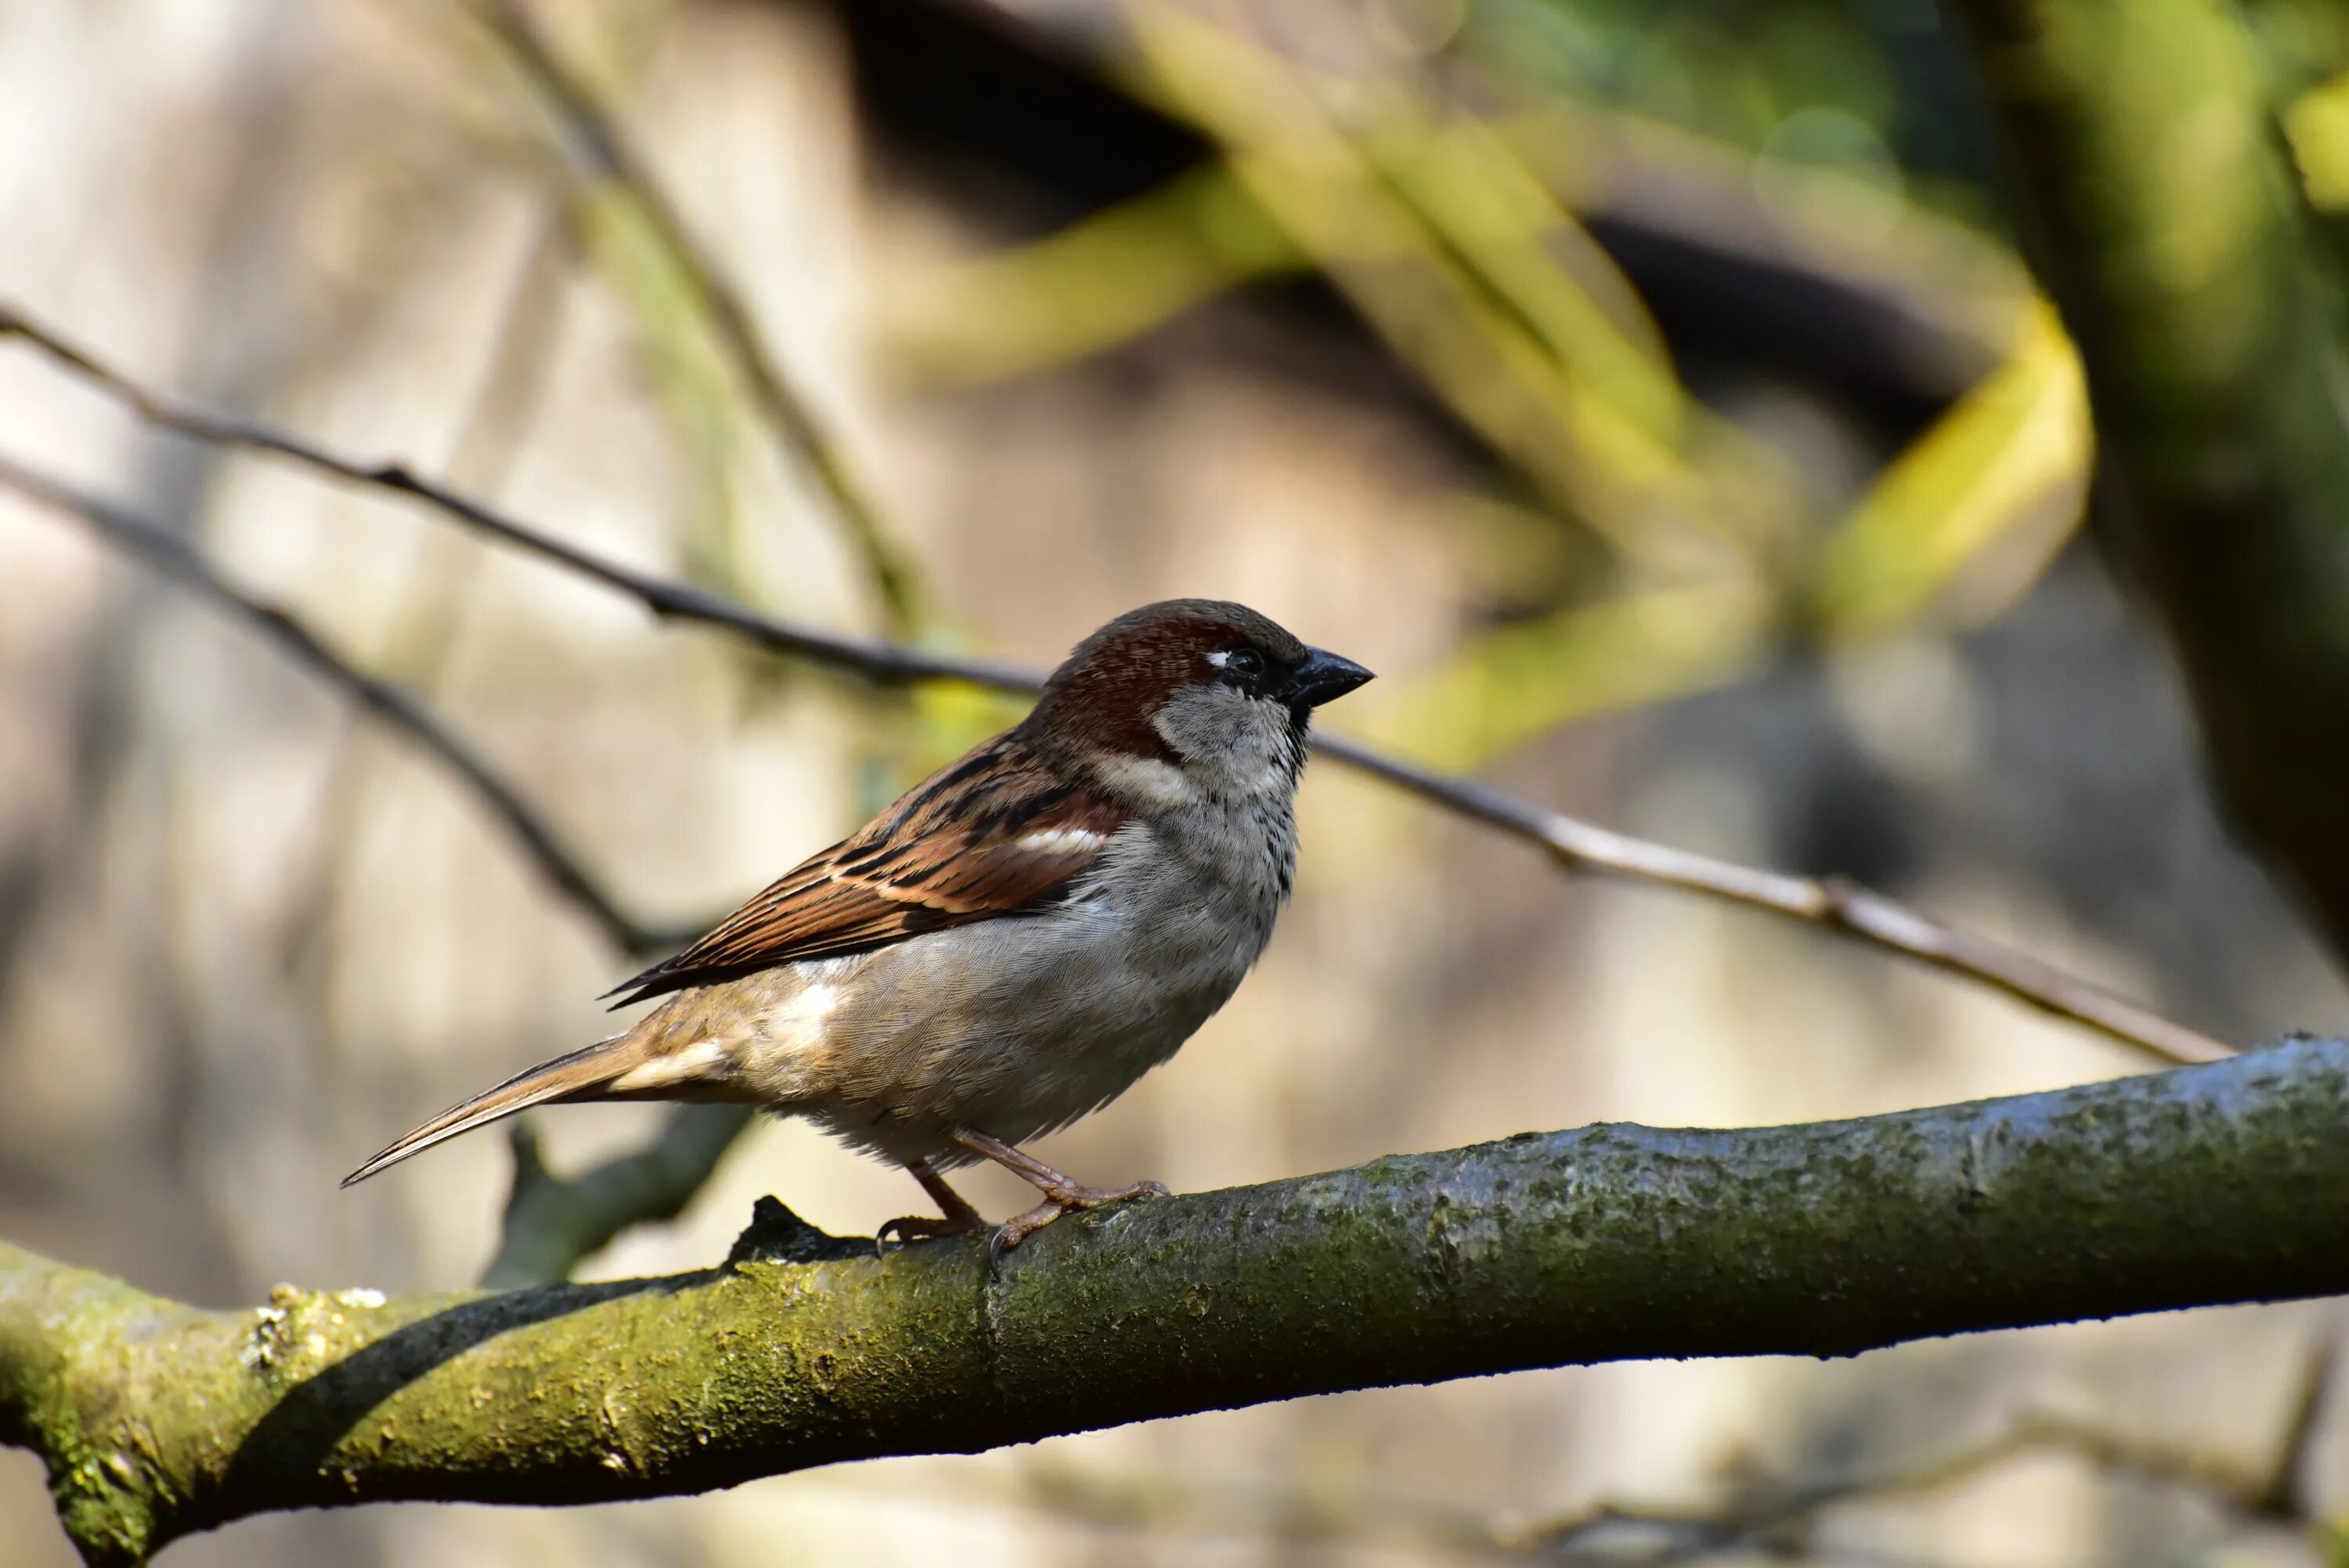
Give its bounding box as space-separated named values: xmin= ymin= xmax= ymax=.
xmin=951 ymin=1126 xmax=1170 ymax=1251
xmin=875 ymin=1158 xmax=987 ymax=1256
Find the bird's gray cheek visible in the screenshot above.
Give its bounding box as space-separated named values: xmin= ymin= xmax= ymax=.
xmin=1153 ymin=687 xmax=1297 ymax=794
xmin=1149 ymin=686 xmax=1242 ymax=757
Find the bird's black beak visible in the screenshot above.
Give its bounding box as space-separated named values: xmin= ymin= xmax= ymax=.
xmin=1283 ymin=647 xmax=1375 ymax=709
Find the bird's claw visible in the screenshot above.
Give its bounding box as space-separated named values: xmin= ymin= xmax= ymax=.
xmin=874 ymin=1213 xmax=981 ymax=1259
xmin=988 ymin=1177 xmax=1171 ymax=1260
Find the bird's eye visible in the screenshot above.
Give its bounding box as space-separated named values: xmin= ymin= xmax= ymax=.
xmin=1222 ymin=647 xmax=1265 ymax=677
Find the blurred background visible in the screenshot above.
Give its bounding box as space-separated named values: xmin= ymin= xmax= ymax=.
xmin=5 ymin=0 xmax=2349 ymax=1563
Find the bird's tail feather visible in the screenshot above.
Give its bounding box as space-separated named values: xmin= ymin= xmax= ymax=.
xmin=341 ymin=1035 xmax=646 ymax=1188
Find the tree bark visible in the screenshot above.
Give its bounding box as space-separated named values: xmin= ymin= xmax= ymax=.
xmin=1934 ymin=0 xmax=2349 ymax=954
xmin=5 ymin=1036 xmax=2348 ymax=1565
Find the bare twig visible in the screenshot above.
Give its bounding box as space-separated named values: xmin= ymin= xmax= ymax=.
xmin=279 ymin=204 xmax=579 ymax=982
xmin=871 ymin=1381 xmax=2331 ymax=1567
xmin=0 ymin=453 xmax=695 ymax=957
xmin=1532 ymin=1408 xmax=2298 ymax=1564
xmin=468 ymin=0 xmax=922 ymax=633
xmin=1321 ymin=741 xmax=2235 ymax=1068
xmin=0 ymin=306 xmax=1001 ymax=687
xmin=482 ymin=1105 xmax=755 ymax=1288
xmin=2252 ymin=1328 xmax=2338 ymax=1520
xmin=827 ymin=1457 xmax=1524 ymax=1563
xmin=0 ymin=305 xmax=2235 ymax=1066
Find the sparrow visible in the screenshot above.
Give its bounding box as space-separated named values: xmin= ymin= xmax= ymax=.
xmin=343 ymin=600 xmax=1373 ymax=1250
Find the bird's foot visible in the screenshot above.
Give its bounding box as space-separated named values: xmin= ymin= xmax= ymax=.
xmin=879 ymin=1156 xmax=990 ymax=1257
xmin=990 ymin=1178 xmax=1171 ymax=1257
xmin=875 ymin=1212 xmax=983 ymax=1259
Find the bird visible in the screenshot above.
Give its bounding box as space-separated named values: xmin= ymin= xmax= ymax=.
xmin=342 ymin=599 xmax=1373 ymax=1250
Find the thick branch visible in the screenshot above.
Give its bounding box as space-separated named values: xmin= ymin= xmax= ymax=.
xmin=5 ymin=1037 xmax=2347 ymax=1565
xmin=0 ymin=311 xmax=2231 ymax=1065
xmin=1935 ymin=0 xmax=2349 ymax=956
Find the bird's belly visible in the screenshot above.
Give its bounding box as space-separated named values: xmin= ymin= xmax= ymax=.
xmin=757 ymin=884 xmax=1271 ymax=1164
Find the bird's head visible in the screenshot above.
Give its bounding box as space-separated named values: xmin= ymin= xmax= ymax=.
xmin=1025 ymin=599 xmax=1373 ymax=806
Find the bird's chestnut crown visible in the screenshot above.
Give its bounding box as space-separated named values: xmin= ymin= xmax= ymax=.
xmin=1023 ymin=599 xmax=1372 ymax=764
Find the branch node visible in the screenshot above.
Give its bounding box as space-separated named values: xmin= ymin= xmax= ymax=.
xmin=501 ymin=1119 xmax=552 ymax=1205
xmin=1814 ymin=871 xmax=1862 ymax=920
xmin=727 ymin=1195 xmax=857 ymax=1267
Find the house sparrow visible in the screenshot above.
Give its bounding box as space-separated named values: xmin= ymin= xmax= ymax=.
xmin=344 ymin=600 xmax=1373 ymax=1250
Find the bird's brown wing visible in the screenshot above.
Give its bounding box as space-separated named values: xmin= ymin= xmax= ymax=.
xmin=604 ymin=734 xmax=1124 ymax=1007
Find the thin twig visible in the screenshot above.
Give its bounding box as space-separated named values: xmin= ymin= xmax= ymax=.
xmin=0 ymin=307 xmax=1016 ymax=687
xmin=279 ymin=203 xmax=579 ymax=982
xmin=879 ymin=1400 xmax=2301 ymax=1567
xmin=1531 ymin=1409 xmax=2293 ymax=1563
xmin=1321 ymin=740 xmax=2235 ymax=1068
xmin=0 ymin=305 xmax=2235 ymax=1066
xmin=0 ymin=453 xmax=696 ymax=958
xmin=482 ymin=1105 xmax=755 ymax=1288
xmin=2252 ymin=1327 xmax=2338 ymax=1519
xmin=469 ymin=0 xmax=922 ymax=633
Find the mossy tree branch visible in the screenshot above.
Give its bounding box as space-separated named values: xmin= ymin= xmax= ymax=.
xmin=1934 ymin=0 xmax=2349 ymax=955
xmin=5 ymin=1037 xmax=2349 ymax=1566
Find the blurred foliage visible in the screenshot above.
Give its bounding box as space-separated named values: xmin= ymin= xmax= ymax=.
xmin=524 ymin=0 xmax=2349 ymax=786
xmin=573 ymin=188 xmax=750 ymax=593
xmin=471 ymin=5 xmax=756 ymax=607
xmin=473 ymin=2 xmax=1027 ymax=799
xmin=1353 ymin=579 xmax=1773 ymax=769
xmin=1122 ymin=8 xmax=1797 ymax=551
xmin=1810 ymin=298 xmax=2087 ymax=640
xmin=1460 ymin=0 xmax=1992 ymax=210
xmin=471 ymin=0 xmax=2349 ymax=793
xmin=881 ymin=1 xmax=2089 ymax=775
xmin=2242 ymin=0 xmax=2349 ymax=99
xmin=2285 ymin=74 xmax=2349 ymax=207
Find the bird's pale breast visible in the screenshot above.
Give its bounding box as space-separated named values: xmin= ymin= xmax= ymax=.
xmin=652 ymin=800 xmax=1296 ymax=1166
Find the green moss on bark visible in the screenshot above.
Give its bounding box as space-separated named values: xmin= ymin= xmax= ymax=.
xmin=6 ymin=1039 xmax=2349 ymax=1564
